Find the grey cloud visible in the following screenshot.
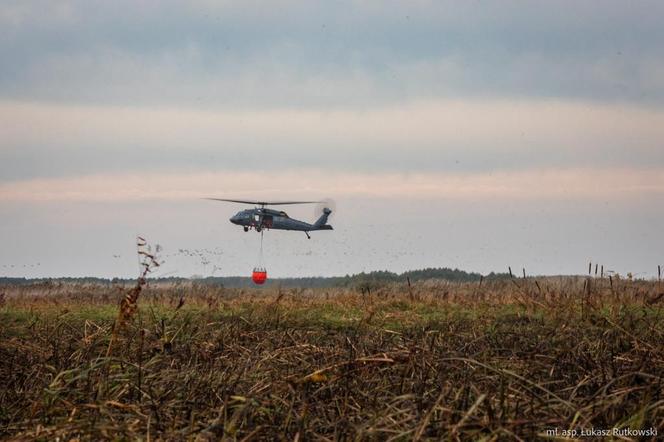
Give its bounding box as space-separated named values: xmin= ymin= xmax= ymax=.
xmin=1 ymin=1 xmax=664 ymax=108
xmin=3 ymin=135 xmax=664 ymax=184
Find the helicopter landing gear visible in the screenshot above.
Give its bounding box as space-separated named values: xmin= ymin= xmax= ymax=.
xmin=305 ymin=231 xmax=311 ymax=239
xmin=243 ymin=226 xmax=249 ymax=232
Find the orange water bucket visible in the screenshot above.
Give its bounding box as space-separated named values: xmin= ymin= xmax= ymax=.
xmin=252 ymin=267 xmax=267 ymax=285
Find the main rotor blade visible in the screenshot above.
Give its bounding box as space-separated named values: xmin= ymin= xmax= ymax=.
xmin=204 ymin=198 xmax=323 ymax=206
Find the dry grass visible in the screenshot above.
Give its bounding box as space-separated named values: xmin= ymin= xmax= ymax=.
xmin=1 ymin=277 xmax=663 ymax=440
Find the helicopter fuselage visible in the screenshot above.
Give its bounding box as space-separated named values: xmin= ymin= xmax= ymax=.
xmin=229 ymin=208 xmax=332 ymax=236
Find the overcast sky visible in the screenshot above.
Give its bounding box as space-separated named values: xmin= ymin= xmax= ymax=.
xmin=1 ymin=1 xmax=663 ymax=279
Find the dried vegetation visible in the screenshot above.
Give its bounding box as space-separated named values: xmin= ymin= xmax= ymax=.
xmin=1 ymin=275 xmax=663 ymax=440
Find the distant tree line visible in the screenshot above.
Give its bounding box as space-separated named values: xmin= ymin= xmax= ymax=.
xmin=0 ymin=267 xmax=510 ymax=289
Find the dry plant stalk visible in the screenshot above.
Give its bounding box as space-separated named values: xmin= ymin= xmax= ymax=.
xmin=107 ymin=236 xmax=161 ymax=356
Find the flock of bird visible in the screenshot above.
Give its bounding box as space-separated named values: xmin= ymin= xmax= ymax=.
xmin=1 ymin=263 xmax=41 ymax=269
xmin=2 ymin=227 xmax=422 ymax=277
xmin=141 ymin=246 xmax=226 ymax=276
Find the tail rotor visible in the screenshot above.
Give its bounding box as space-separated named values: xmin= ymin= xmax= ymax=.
xmin=313 ymin=198 xmax=336 ymax=228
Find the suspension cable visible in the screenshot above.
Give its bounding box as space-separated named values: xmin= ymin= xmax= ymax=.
xmin=257 ymin=230 xmax=265 ymax=270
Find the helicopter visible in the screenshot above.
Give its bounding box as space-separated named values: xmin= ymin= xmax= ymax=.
xmin=205 ymin=199 xmax=334 ymax=239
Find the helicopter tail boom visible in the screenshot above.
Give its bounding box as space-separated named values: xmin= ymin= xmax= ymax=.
xmin=313 ymin=208 xmax=332 ymax=228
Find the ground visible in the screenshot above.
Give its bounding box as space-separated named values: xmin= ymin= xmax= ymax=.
xmin=1 ymin=278 xmax=663 ymax=440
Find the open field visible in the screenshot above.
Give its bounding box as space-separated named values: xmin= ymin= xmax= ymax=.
xmin=1 ymin=278 xmax=663 ymax=440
